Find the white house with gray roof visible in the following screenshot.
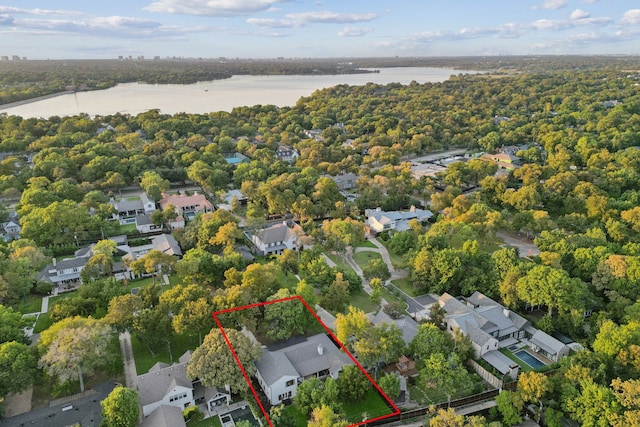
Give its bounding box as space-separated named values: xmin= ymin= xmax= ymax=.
xmin=248 ymin=222 xmax=302 ymax=256
xmin=137 ymin=351 xmax=230 ymax=417
xmin=110 ymin=194 xmax=156 ymax=224
xmin=255 ymin=333 xmax=354 ymax=405
xmin=365 ymin=206 xmax=432 ymax=234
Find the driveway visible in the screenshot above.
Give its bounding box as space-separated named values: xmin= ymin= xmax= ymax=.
xmin=119 ymin=332 xmax=138 ymax=389
xmin=497 ymin=231 xmax=540 ymax=258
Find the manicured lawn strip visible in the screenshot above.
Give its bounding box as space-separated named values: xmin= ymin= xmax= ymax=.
xmin=282 ymin=404 xmax=308 ymax=426
xmin=324 ymin=252 xmax=354 ymax=273
xmin=118 ymin=223 xmax=137 ymax=233
xmin=34 ymin=312 xmax=51 ymax=333
xmin=189 ymin=416 xmax=223 ymax=427
xmin=499 ymin=348 xmax=532 ymax=372
xmin=343 ymin=389 xmax=392 ymax=424
xmin=17 ymin=294 xmax=43 ymax=314
xmin=356 ymin=240 xmax=377 ymax=249
xmin=347 ymin=288 xmax=379 ymax=314
xmin=390 ymin=277 xmax=417 ymax=296
xmin=131 ymin=331 xmax=197 ymax=374
xmin=352 ymin=251 xmax=382 ymax=270
xmin=380 ymin=287 xmax=408 ymax=311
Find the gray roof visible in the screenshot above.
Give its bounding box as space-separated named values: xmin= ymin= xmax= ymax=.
xmin=141 ymin=405 xmax=186 ymax=427
xmin=137 ymin=359 xmax=192 ymax=407
xmin=255 ymin=223 xmax=294 ymax=245
xmin=151 ymin=234 xmax=182 ymax=257
xmin=114 ymin=199 xmax=143 ymax=212
xmin=136 ymin=214 xmax=154 ymax=226
xmin=415 ymin=294 xmax=437 ymax=307
xmin=256 ymin=334 xmax=353 ymax=387
xmin=368 ymin=311 xmax=418 ymax=345
xmin=140 ymin=193 xmax=154 ymax=206
xmin=482 ymin=350 xmax=518 ymax=375
xmin=530 ymin=330 xmax=568 ymax=356
xmin=331 ymin=173 xmax=359 ymax=184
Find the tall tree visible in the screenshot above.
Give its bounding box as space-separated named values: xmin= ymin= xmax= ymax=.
xmin=0 ymin=341 xmax=38 ymax=397
xmin=100 ymin=386 xmax=140 ymax=427
xmin=139 ymin=171 xmax=170 ymax=202
xmin=0 ymin=304 xmax=29 ymax=344
xmin=38 ymin=317 xmax=115 ymax=392
xmin=187 ymin=328 xmax=261 ymax=393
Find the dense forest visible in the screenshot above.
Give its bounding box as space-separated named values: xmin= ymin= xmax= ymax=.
xmin=1 ymin=57 xmax=640 ymax=425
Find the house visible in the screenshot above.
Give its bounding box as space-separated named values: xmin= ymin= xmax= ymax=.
xmin=1 ymin=220 xmax=20 ymax=242
xmin=248 ymin=222 xmax=303 ymax=256
xmin=216 ymin=189 xmax=247 ymax=211
xmin=126 ymin=233 xmax=183 ymax=262
xmin=137 ymin=351 xmax=230 ymax=418
xmin=275 ymin=146 xmax=299 ymax=163
xmin=438 ymin=292 xmax=570 ymax=372
xmin=140 ymin=405 xmax=186 ymax=427
xmin=303 ymin=129 xmax=324 ymax=141
xmin=329 ymin=173 xmax=359 ymax=191
xmin=39 ymin=256 xmax=89 ymax=286
xmin=367 ymin=310 xmax=418 ymax=346
xmin=255 ymin=333 xmax=354 ymax=405
xmin=110 ymin=193 xmax=156 ymax=224
xmin=136 ymin=214 xmax=162 ymax=234
xmin=480 ymin=153 xmax=521 ymax=171
xmin=159 ymin=193 xmax=214 ymax=228
xmin=365 ymin=206 xmax=433 ymax=234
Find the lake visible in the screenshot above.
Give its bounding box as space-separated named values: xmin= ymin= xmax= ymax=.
xmin=0 ymin=67 xmax=473 ymax=118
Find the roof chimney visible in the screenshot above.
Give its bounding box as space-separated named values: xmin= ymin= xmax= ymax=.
xmin=52 ymin=257 xmax=56 ymax=267
xmin=317 ymin=344 xmax=324 ymax=355
xmin=503 ymin=308 xmax=510 ymax=318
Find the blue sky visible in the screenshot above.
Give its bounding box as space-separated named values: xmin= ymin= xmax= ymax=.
xmin=1 ymin=0 xmax=639 ymax=59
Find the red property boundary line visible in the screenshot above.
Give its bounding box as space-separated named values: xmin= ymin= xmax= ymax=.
xmin=212 ymin=295 xmax=401 ymax=427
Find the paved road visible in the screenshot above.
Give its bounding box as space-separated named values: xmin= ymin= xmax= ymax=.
xmin=119 ymin=332 xmax=138 ymax=389
xmin=2 ymin=382 xmax=115 ymax=427
xmin=497 ymin=231 xmax=540 ymax=258
xmin=315 ymin=305 xmax=337 ymax=330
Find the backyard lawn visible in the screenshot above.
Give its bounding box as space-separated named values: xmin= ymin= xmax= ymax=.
xmin=131 ymin=331 xmax=198 ymax=374
xmin=347 ymin=288 xmax=379 ymax=314
xmin=324 ymin=252 xmax=354 ymax=273
xmin=352 ymin=251 xmax=382 ymax=270
xmin=189 ymin=415 xmax=223 ymax=427
xmin=343 ymin=388 xmax=393 ymax=424
xmin=390 ymin=277 xmax=417 ymax=296
xmin=16 ymin=294 xmax=43 ymax=314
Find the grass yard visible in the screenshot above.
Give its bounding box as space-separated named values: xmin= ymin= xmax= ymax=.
xmin=347 ymin=288 xmax=379 ymax=314
xmin=282 ymin=405 xmax=308 ymax=426
xmin=324 ymin=252 xmax=354 ymax=273
xmin=352 ymin=251 xmax=382 ymax=270
xmin=131 ymin=331 xmax=199 ymax=374
xmin=118 ymin=223 xmax=137 ymax=234
xmin=379 ymin=240 xmax=408 ymax=269
xmin=499 ymin=348 xmax=533 ymax=373
xmin=343 ymin=389 xmax=393 ymax=424
xmin=16 ymin=294 xmax=43 ymax=314
xmin=356 ymin=240 xmax=377 ymax=249
xmin=390 ymin=277 xmax=417 ymax=296
xmin=189 ymin=416 xmax=223 ymax=427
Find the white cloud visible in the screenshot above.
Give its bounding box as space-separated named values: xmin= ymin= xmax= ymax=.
xmin=532 ymin=0 xmax=568 ymax=10
xmin=246 ymin=17 xmax=299 ymax=28
xmin=0 ymin=14 xmax=15 ymax=25
xmin=583 ymin=0 xmax=599 ymax=4
xmin=531 ymin=19 xmax=573 ymax=30
xmin=621 ymin=9 xmax=640 ymax=25
xmin=246 ymin=10 xmax=377 ymax=29
xmin=570 ymin=9 xmax=590 ymax=20
xmin=0 ymin=6 xmax=85 ymax=16
xmin=285 ymin=11 xmax=376 ymax=24
xmin=337 ymin=26 xmax=372 ymax=37
xmin=145 ymin=0 xmax=291 ymax=17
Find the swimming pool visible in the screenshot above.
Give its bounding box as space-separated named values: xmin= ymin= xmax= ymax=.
xmin=514 ymin=350 xmax=546 ymax=369
xmin=219 ymin=406 xmax=259 ymax=427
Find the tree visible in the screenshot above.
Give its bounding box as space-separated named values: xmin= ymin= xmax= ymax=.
xmin=38 ymin=317 xmax=115 ymax=392
xmin=308 ymin=404 xmax=349 ymax=427
xmin=133 ymin=307 xmax=174 ymax=358
xmin=322 ymin=218 xmax=365 ymax=254
xmin=516 ymin=264 xmax=584 ymax=317
xmin=428 ymin=408 xmax=489 ymax=427
xmin=319 ymin=272 xmax=350 ymax=312
xmin=137 ymin=249 xmax=176 ymax=284
xmin=294 ymin=377 xmax=341 ymax=416
xmin=171 ymin=297 xmax=215 ymax=345
xmin=100 ymin=385 xmax=139 ymax=427
xmin=0 ymin=341 xmax=38 ymax=397
xmin=517 ymin=371 xmax=549 ymax=408
xmin=335 ymin=306 xmax=369 ymax=350
xmin=363 ymin=258 xmax=391 ymax=282
xmin=103 ymin=294 xmax=143 ymax=333
xmin=209 ymin=222 xmax=243 ymax=250
xmin=187 ymin=328 xmax=261 ymax=393
xmin=420 ymin=353 xmax=475 ymax=406
xmin=241 ymin=262 xmax=279 ymax=303
xmin=337 ymin=365 xmax=371 ymax=402
xmin=564 ymin=380 xmax=621 ymax=427
xmin=409 ymin=323 xmax=453 ymax=361
xmin=354 ymin=322 xmax=404 ymax=378
xmin=0 ymin=304 xmax=29 ymax=344
xmin=262 ymin=289 xmax=308 ymax=340
xmin=269 ymin=404 xmax=296 ymax=427
xmin=277 ymin=249 xmax=299 ymax=285
xmin=378 ymin=373 xmax=401 ymax=400
xmin=495 ymin=391 xmax=523 ymax=427
xmin=139 ymin=171 xmax=170 ymax=202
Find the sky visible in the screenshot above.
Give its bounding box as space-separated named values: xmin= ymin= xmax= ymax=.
xmin=0 ymin=0 xmax=639 ymax=59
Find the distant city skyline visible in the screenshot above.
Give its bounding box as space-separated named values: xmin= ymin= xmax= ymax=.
xmin=0 ymin=0 xmax=639 ymax=59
